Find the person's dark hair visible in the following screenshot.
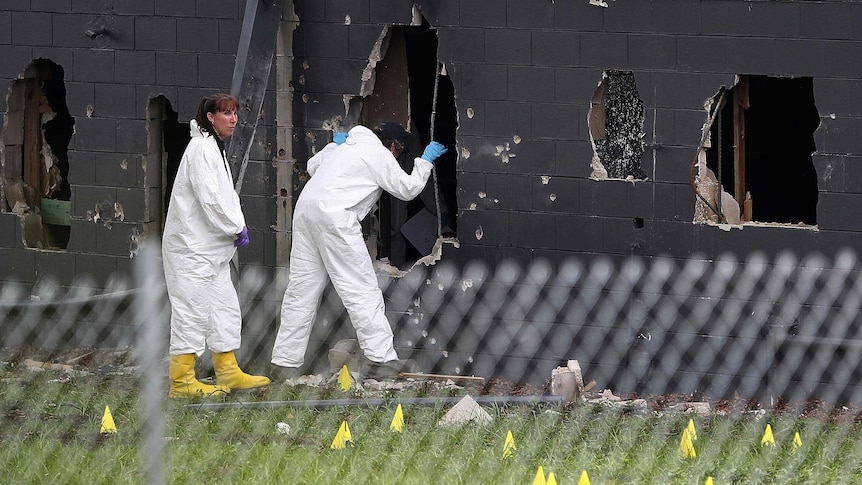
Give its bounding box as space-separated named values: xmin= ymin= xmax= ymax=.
xmin=372 ymin=122 xmax=407 ymax=153
xmin=195 ymin=94 xmax=239 ymax=135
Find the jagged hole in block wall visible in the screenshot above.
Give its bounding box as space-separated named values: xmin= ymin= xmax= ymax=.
xmin=1 ymin=59 xmax=74 ymax=249
xmin=145 ymin=96 xmax=188 ymax=237
xmin=588 ymin=70 xmax=647 ymax=180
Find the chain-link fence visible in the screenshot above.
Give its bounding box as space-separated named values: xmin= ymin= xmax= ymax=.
xmin=3 ymin=246 xmax=862 ymax=482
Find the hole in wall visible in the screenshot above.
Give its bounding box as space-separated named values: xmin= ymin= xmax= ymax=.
xmin=588 ymin=70 xmax=647 ymax=181
xmin=1 ymin=58 xmax=74 ymax=249
xmin=145 ymin=96 xmax=188 ymax=235
xmin=356 ymin=19 xmax=458 ymax=270
xmin=697 ymin=75 xmax=819 ymax=226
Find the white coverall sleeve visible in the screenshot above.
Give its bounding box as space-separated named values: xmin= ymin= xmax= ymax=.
xmin=372 ymin=154 xmax=433 ymax=202
xmin=307 ymin=142 xmax=339 ymax=177
xmin=186 ymin=144 xmax=245 ymax=235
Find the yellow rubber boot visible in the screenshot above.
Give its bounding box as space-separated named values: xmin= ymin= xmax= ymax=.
xmin=213 ymin=351 xmax=271 ymax=390
xmin=169 ymin=354 xmax=230 ymax=398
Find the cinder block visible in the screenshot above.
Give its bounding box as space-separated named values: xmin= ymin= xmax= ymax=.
xmin=35 ymin=250 xmax=77 ymax=285
xmin=0 ymin=45 xmax=33 ymax=78
xmin=51 ymin=14 xmax=99 ymax=49
xmin=112 ymin=0 xmax=154 ymax=15
xmin=455 ymin=64 xmax=506 ymax=101
xmin=0 ymin=248 xmax=35 ymax=283
xmin=156 ymin=52 xmax=199 ymax=87
xmin=95 ymin=221 xmax=139 ymax=257
xmin=603 ymin=1 xmax=652 ymax=33
xmin=0 ymin=213 xmax=22 ymax=248
xmin=818 ymin=192 xmax=862 ymax=231
xmin=198 ymin=53 xmax=235 ymax=88
xmin=580 ymin=179 xmax=627 ymax=217
xmin=485 ymin=29 xmax=530 ymax=65
xmin=485 ymin=173 xmax=531 ymax=211
xmin=456 ymin=171 xmax=486 ymax=209
xmin=801 ymin=2 xmax=852 ymax=40
xmin=115 ymin=51 xmax=156 ymax=85
xmin=652 ymin=182 xmax=681 ymax=222
xmin=67 ymin=150 xmax=97 ymax=186
xmin=554 ymin=140 xmax=593 ymax=178
xmin=580 ymin=32 xmax=627 ymax=69
xmin=303 ymin=23 xmax=349 ymax=59
xmin=94 ymin=152 xmax=137 ymax=188
xmin=95 ymin=84 xmax=137 ymax=119
xmin=628 ymin=34 xmax=676 ymax=70
xmin=510 ymin=211 xmax=555 ymax=250
xmin=673 ymin=109 xmax=710 ymax=148
xmin=701 ymin=1 xmax=750 ymax=36
xmin=532 ymin=102 xmax=579 ymax=142
xmin=653 ymin=1 xmax=701 ymax=35
xmin=412 ymin=1 xmax=458 ymax=27
xmin=438 ymin=28 xmax=483 ymax=63
xmin=775 ymin=39 xmax=826 ymax=77
xmin=156 ymin=0 xmax=195 ymax=16
xmin=508 ymin=66 xmax=554 ymax=103
xmin=293 ymin=0 xmax=325 ymax=22
xmin=247 ymin=126 xmax=277 ymax=163
xmin=510 ymin=138 xmax=554 ymax=174
xmin=532 ymin=175 xmax=579 ymax=214
xmin=194 ymin=0 xmax=239 ymax=19
xmin=506 ymin=0 xmax=553 ymax=29
xmin=65 ymin=81 xmax=95 ymax=117
xmin=65 ymin=219 xmax=96 ymax=253
xmin=177 ymin=18 xmax=220 ymax=53
xmin=749 ymin=4 xmax=799 ymax=38
xmin=812 ymin=155 xmax=845 ymax=193
xmin=555 ymin=214 xmax=601 ymax=252
xmin=825 ymin=41 xmax=862 ymax=79
xmin=839 ymin=155 xmax=862 ymax=193
xmin=652 ymin=72 xmax=701 ymax=110
xmin=74 ymin=117 xmax=117 ymax=152
xmin=532 ymin=31 xmax=579 ymax=68
xmin=347 ymin=24 xmax=383 ymax=59
xmin=0 ymin=12 xmax=11 ymax=44
xmin=240 ymin=195 xmax=271 ymax=230
xmin=654 ymin=146 xmax=695 ymax=184
xmin=823 ymin=117 xmax=862 ymax=155
xmin=72 ymin=49 xmax=114 ymax=83
xmin=460 ymin=0 xmax=505 ymax=28
xmin=238 ymin=160 xmax=268 ymax=197
xmin=458 ymin=209 xmax=509 ymax=247
xmin=71 ymin=185 xmax=116 ymax=219
xmin=484 ymin=101 xmax=531 ymax=138
xmin=677 ymin=35 xmax=727 ymax=73
xmin=135 ymin=16 xmax=177 ymax=51
xmin=724 ymin=37 xmax=776 ymax=76
xmin=218 ymin=19 xmax=242 ymax=54
xmin=647 ymin=219 xmax=700 ymax=259
xmin=12 ymin=12 xmax=52 ymax=46
xmin=325 ymin=0 xmax=370 ymax=23
xmin=31 ymin=0 xmax=72 ymax=12
xmin=74 ymin=253 xmax=118 ymax=287
xmin=554 ymin=67 xmax=601 ymax=104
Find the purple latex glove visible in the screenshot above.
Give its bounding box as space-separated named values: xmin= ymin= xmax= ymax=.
xmin=235 ymin=226 xmax=249 ymax=248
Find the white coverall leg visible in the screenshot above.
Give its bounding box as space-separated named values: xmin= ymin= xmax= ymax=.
xmin=165 ymin=254 xmax=241 ymax=356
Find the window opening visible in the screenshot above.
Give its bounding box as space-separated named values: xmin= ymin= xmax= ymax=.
xmin=1 ymin=59 xmax=74 ymax=249
xmin=588 ymin=70 xmax=646 ymax=180
xmin=699 ymin=75 xmax=819 ymax=226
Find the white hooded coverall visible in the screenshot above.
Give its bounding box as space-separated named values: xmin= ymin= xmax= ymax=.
xmin=163 ymin=120 xmax=246 ymax=356
xmin=271 ymin=125 xmax=433 ymax=367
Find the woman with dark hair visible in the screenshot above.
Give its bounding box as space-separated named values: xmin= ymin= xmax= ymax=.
xmin=162 ymin=93 xmax=270 ymax=398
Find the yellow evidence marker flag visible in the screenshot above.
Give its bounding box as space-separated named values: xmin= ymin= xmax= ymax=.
xmin=793 ymin=431 xmax=803 ymax=450
xmin=390 ymin=404 xmax=404 ymax=432
xmin=100 ymin=405 xmax=117 ymax=434
xmin=338 ymin=364 xmax=352 ymax=391
xmin=577 ymin=470 xmax=591 ymax=485
xmin=502 ymin=430 xmax=516 ymax=458
xmin=679 ymin=427 xmax=696 ymax=459
xmin=330 ymin=420 xmax=352 ymax=449
xmin=705 ymin=477 xmax=714 ymax=485
xmin=531 ymin=466 xmax=546 ymax=485
xmin=687 ymin=418 xmax=698 ymax=440
xmin=546 ymin=472 xmax=557 ymax=485
xmin=761 ymin=423 xmax=776 ymax=447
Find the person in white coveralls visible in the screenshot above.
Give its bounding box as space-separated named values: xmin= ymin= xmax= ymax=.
xmin=270 ymin=123 xmax=447 ymax=380
xmin=162 ymin=93 xmax=270 ymax=398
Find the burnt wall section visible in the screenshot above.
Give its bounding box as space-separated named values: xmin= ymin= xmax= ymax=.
xmin=0 ymin=2 xmax=280 ymax=290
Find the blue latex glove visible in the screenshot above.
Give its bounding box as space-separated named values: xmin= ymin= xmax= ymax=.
xmin=235 ymin=226 xmax=249 ymax=248
xmin=333 ymin=132 xmax=348 ymax=145
xmin=421 ymin=141 xmax=447 ymax=164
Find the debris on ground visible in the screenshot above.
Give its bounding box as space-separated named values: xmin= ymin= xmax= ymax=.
xmin=436 ymin=395 xmax=492 ymax=427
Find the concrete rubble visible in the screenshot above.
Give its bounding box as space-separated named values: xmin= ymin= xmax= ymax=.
xmin=436 ymin=395 xmax=493 ymax=427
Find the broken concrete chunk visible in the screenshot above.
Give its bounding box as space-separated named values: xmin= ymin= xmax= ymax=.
xmin=550 ymin=359 xmax=585 ymax=403
xmin=436 ymin=395 xmax=492 ymax=427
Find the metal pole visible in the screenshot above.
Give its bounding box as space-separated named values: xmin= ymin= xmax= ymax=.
xmin=187 ymin=394 xmax=564 ymax=411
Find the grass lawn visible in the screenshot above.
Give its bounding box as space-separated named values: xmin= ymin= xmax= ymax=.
xmin=1 ymin=368 xmax=862 ymax=484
